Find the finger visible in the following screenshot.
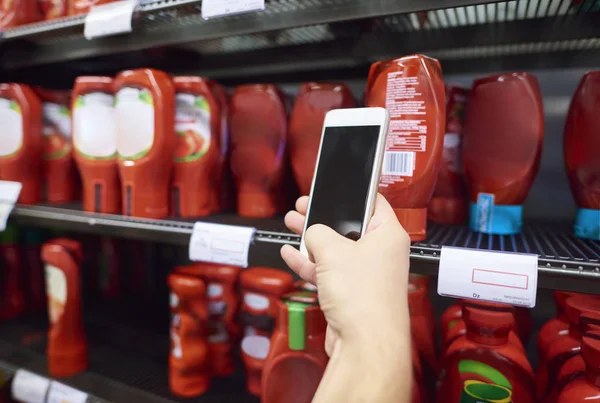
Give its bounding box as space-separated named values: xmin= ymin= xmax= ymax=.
xmin=295 ymin=196 xmax=309 ymax=216
xmin=284 ymin=210 xmax=306 ymax=236
xmin=365 ymin=193 xmax=400 ymax=233
xmin=280 ymin=244 xmax=317 ymax=284
xmin=304 ymin=224 xmax=351 ymax=261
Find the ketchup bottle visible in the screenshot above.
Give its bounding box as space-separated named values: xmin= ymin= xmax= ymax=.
xmin=175 ymin=264 xmax=241 ymax=377
xmin=288 ymin=82 xmax=356 ymax=196
xmin=538 ymin=291 xmax=579 ymax=366
xmin=38 ymin=0 xmax=67 ymax=19
xmin=408 ymin=274 xmax=435 ymax=345
xmin=0 ymin=0 xmax=39 ymax=28
xmin=408 ymin=281 xmax=438 ymax=385
xmin=240 ymin=267 xmax=294 ymax=396
xmin=558 ymin=330 xmax=600 ymax=402
xmin=72 ymin=77 xmax=120 ymax=214
xmin=564 ymin=71 xmax=600 ymax=240
xmin=0 ymin=225 xmax=24 ymax=319
xmin=463 ymin=72 xmax=544 ymax=235
xmin=537 ymin=296 xmax=600 ymax=400
xmin=437 ymin=302 xmax=535 ymax=403
xmin=0 ymin=83 xmax=42 ymax=204
xmin=428 ymin=85 xmax=469 ymax=224
xmin=262 ymin=291 xmax=328 ymax=403
xmin=37 ymin=89 xmax=77 ymax=203
xmin=411 ymin=342 xmax=428 ymax=403
xmin=23 ymin=228 xmax=46 ymax=313
xmin=171 ymin=77 xmax=221 ymax=218
xmin=230 ymin=84 xmax=288 ymax=218
xmin=41 ymin=238 xmax=87 ymax=377
xmin=168 ymin=271 xmax=210 ymax=397
xmin=115 ymin=69 xmax=175 ymax=219
xmin=365 ymin=55 xmax=446 ymax=241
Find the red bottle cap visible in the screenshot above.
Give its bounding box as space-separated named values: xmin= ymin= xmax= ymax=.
xmin=394 ymin=207 xmax=427 ymax=242
xmin=241 ymin=267 xmax=294 ymax=294
xmin=191 ymin=263 xmax=241 ymax=283
xmin=565 ymin=296 xmax=600 ymax=325
xmin=168 ymin=273 xmax=206 ymax=297
xmin=582 ymin=330 xmax=600 ymax=369
xmin=463 ymin=302 xmax=515 ymax=344
xmin=237 ymin=192 xmax=277 ymax=217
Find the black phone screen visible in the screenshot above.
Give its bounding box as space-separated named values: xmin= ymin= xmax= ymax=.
xmin=305 ymin=125 xmax=381 ymax=240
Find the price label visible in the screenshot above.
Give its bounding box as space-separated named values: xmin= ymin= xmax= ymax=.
xmin=201 ymin=0 xmax=265 ymax=19
xmin=437 ymin=246 xmax=538 ymax=308
xmin=11 ymin=369 xmax=50 ymax=403
xmin=84 ymin=0 xmax=139 ymax=40
xmin=0 ymin=180 xmax=21 ymax=232
xmin=47 ymin=381 xmax=88 ymax=403
xmin=188 ymin=222 xmax=255 ymax=267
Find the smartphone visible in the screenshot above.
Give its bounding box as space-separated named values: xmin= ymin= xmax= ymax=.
xmin=300 ymin=107 xmax=389 ymax=255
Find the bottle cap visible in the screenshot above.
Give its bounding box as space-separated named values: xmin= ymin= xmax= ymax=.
xmin=241 ymin=267 xmax=294 ymax=295
xmin=393 ymin=207 xmax=427 ymax=242
xmin=186 ymin=263 xmax=241 ymax=283
xmin=428 ymin=198 xmax=468 ymax=225
xmin=553 ymin=291 xmax=579 ymax=313
xmin=237 ymin=192 xmax=277 ymax=218
xmin=565 ymin=296 xmax=600 ymax=325
xmin=463 ymin=302 xmax=514 ymax=334
xmin=168 ymin=272 xmax=206 ymax=298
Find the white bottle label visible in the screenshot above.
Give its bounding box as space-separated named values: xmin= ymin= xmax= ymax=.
xmin=45 ymin=264 xmax=67 ymax=324
xmin=116 ymin=87 xmax=155 ymax=160
xmin=73 ymin=92 xmax=118 ymax=159
xmin=174 ymin=93 xmax=211 ymax=163
xmin=0 ymin=97 xmax=23 ymax=157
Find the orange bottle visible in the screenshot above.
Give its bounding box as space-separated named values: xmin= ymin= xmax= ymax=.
xmin=558 ymin=330 xmax=600 ymax=402
xmin=115 ymin=69 xmax=175 ymax=219
xmin=36 ymin=89 xmax=77 ymax=203
xmin=365 ymin=55 xmax=446 ymax=241
xmin=288 ymin=82 xmax=356 ymax=195
xmin=0 ymin=83 xmax=42 ymax=204
xmin=171 ymin=77 xmax=220 ymax=218
xmin=72 ymin=77 xmax=120 ymax=214
xmin=408 ymin=281 xmax=438 ymax=384
xmin=428 ymin=85 xmax=469 ymax=224
xmin=262 ymin=291 xmax=328 ymax=403
xmin=41 ymin=238 xmax=87 ymax=377
xmin=240 ymin=267 xmax=294 ymax=396
xmin=168 ymin=271 xmax=210 ymax=397
xmin=175 ymin=264 xmax=241 ymax=377
xmin=230 ymin=84 xmax=288 ymax=218
xmin=0 ymin=0 xmax=39 ymax=28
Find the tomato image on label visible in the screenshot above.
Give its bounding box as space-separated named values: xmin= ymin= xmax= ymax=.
xmin=43 ymin=103 xmax=72 ymax=160
xmin=73 ymin=93 xmax=118 ymax=160
xmin=174 ymin=94 xmax=211 ymax=163
xmin=0 ymin=98 xmax=23 ymax=157
xmin=116 ymin=87 xmax=155 ymax=160
xmin=459 ymin=361 xmax=513 ymax=402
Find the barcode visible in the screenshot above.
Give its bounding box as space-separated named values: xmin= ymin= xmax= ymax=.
xmin=383 ymin=151 xmax=415 ymax=176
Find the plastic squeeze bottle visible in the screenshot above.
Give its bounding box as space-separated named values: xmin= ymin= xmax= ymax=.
xmin=37 ymin=89 xmax=77 ymax=203
xmin=262 ymin=291 xmax=328 ymax=403
xmin=0 ymin=83 xmax=42 ymax=204
xmin=115 ymin=69 xmax=175 ymax=219
xmin=171 ymin=77 xmax=220 ymax=218
xmin=365 ymin=55 xmax=446 ymax=241
xmin=230 ymin=84 xmax=288 ymax=218
xmin=463 ymin=72 xmax=544 ymax=235
xmin=39 ymin=0 xmax=67 ymax=19
xmin=0 ymin=225 xmax=25 ymax=319
xmin=537 ymin=296 xmax=600 ymax=400
xmin=564 ymin=71 xmax=600 ymax=240
xmin=240 ymin=267 xmax=294 ymax=396
xmin=0 ymin=0 xmax=39 ymax=28
xmin=41 ymin=238 xmax=87 ymax=377
xmin=72 ymin=77 xmax=120 ymax=214
xmin=408 ymin=281 xmax=438 ymax=384
xmin=168 ymin=271 xmax=209 ymax=397
xmin=558 ymin=330 xmax=600 ymax=402
xmin=428 ymin=85 xmax=469 ymax=224
xmin=288 ymin=82 xmax=356 ymax=195
xmin=437 ymin=302 xmax=535 ymax=403
xmin=538 ymin=291 xmax=579 ymax=366
xmin=175 ymin=264 xmax=241 ymax=377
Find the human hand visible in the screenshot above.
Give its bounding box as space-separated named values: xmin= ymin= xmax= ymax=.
xmin=280 ymin=193 xmax=411 ymax=354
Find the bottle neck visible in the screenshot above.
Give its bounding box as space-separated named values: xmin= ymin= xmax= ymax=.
xmin=466 ymin=325 xmax=509 ymax=346
xmin=586 ymin=367 xmax=600 ymax=388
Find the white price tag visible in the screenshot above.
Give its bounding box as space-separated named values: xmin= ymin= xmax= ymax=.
xmin=201 ymin=0 xmax=265 ymax=19
xmin=11 ymin=369 xmax=50 ymax=403
xmin=47 ymin=382 xmax=88 ymax=403
xmin=188 ymin=222 xmax=255 ymax=267
xmin=84 ymin=0 xmax=138 ymax=40
xmin=437 ymin=246 xmax=538 ymax=308
xmin=0 ymin=180 xmax=21 ymax=231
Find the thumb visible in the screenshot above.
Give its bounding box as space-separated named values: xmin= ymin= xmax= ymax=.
xmin=304 ymin=224 xmax=351 ymax=262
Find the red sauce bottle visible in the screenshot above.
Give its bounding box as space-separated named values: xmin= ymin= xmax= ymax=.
xmin=411 ymin=341 xmax=429 ymax=403
xmin=262 ymin=291 xmax=328 ymax=403
xmin=36 ymin=89 xmax=77 ymax=203
xmin=288 ymin=82 xmax=356 ymax=195
xmin=537 ymin=296 xmax=600 ymax=400
xmin=0 ymin=83 xmax=42 ymax=204
xmin=463 ymin=72 xmax=544 ymax=234
xmin=0 ymin=0 xmax=39 ymax=28
xmin=429 ymin=85 xmax=469 ymax=224
xmin=175 ymin=264 xmax=241 ymax=377
xmin=0 ymin=224 xmax=24 ymax=319
xmin=408 ymin=281 xmax=438 ymax=384
xmin=365 ymin=55 xmax=446 ymax=241
xmin=23 ymin=228 xmax=46 ymax=313
xmin=437 ymin=302 xmax=535 ymax=403
xmin=240 ymin=267 xmax=294 ymax=396
xmin=558 ymin=330 xmax=600 ymax=402
xmin=171 ymin=77 xmax=220 ymax=218
xmin=38 ymin=0 xmax=67 ymax=19
xmin=564 ymin=71 xmax=600 ymax=240
xmin=408 ymin=274 xmax=436 ymax=342
xmin=538 ymin=291 xmax=579 ymax=366
xmin=168 ymin=271 xmax=209 ymax=397
xmin=440 ymin=301 xmax=463 ymax=344
xmin=230 ymin=84 xmax=288 ymax=218
xmin=115 ymin=69 xmax=175 ymax=219
xmin=41 ymin=238 xmax=87 ymax=377
xmin=72 ymin=77 xmax=120 ymax=214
